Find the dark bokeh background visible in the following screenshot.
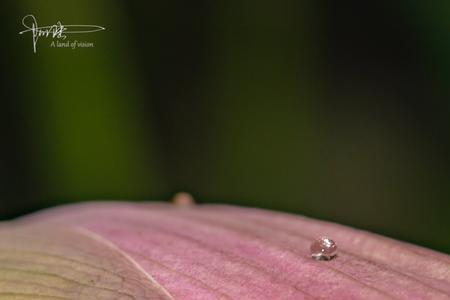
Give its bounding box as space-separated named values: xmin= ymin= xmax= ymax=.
xmin=1 ymin=1 xmax=449 ymax=253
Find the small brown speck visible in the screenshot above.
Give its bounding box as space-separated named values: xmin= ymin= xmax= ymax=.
xmin=172 ymin=192 xmax=195 ymax=207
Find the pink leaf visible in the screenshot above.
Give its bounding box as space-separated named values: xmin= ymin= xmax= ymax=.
xmin=1 ymin=201 xmax=449 ymax=299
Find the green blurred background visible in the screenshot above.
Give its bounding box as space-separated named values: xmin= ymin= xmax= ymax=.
xmin=1 ymin=1 xmax=449 ymax=253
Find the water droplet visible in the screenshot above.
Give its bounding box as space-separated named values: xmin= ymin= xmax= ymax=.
xmin=310 ymin=237 xmax=337 ymax=260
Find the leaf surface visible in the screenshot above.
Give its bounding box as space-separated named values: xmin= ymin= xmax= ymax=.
xmin=0 ymin=202 xmax=449 ymax=299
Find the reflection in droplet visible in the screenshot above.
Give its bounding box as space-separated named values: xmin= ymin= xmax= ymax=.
xmin=310 ymin=237 xmax=338 ymax=260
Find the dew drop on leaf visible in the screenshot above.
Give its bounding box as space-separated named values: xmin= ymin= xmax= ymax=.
xmin=310 ymin=237 xmax=338 ymax=260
